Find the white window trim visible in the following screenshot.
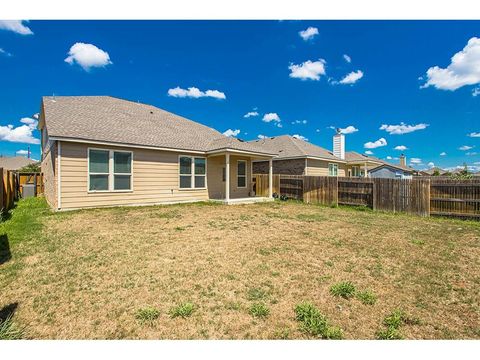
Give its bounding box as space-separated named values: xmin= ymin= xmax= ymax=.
xmin=237 ymin=160 xmax=247 ymax=188
xmin=178 ymin=155 xmax=207 ymax=191
xmin=328 ymin=163 xmax=338 ymax=177
xmin=87 ymin=147 xmax=133 ymax=193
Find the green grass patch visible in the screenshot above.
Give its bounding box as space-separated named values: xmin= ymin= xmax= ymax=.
xmin=249 ymin=303 xmax=270 ymax=318
xmin=411 ymin=238 xmax=425 ymax=246
xmin=135 ymin=307 xmax=160 ymax=325
xmin=246 ymin=287 xmax=268 ymax=301
xmin=0 ymin=315 xmax=24 ymax=340
xmin=169 ymin=303 xmax=195 ymax=318
xmin=376 ymin=309 xmax=420 ymax=339
xmin=356 ymin=290 xmax=377 ymax=305
xmin=294 ymin=302 xmax=343 ymax=339
xmin=330 ymin=281 xmax=356 ymax=299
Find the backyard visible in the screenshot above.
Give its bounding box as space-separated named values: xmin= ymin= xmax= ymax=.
xmin=0 ymin=198 xmax=479 ymax=339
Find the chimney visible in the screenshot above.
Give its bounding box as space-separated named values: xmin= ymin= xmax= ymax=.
xmin=333 ymin=128 xmax=345 ymax=159
xmin=400 ymin=154 xmax=406 ymax=167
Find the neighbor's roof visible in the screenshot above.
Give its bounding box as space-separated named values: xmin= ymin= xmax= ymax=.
xmin=421 ymin=167 xmax=446 ymax=175
xmin=0 ymin=156 xmax=36 ymax=170
xmin=41 ymin=96 xmax=275 ymax=156
xmin=345 ymin=151 xmax=383 ymax=164
xmin=369 ymin=162 xmax=415 ymax=173
xmin=248 ymin=135 xmax=342 ymax=161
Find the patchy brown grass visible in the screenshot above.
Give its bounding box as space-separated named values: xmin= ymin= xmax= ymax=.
xmin=1 ymin=198 xmax=479 ymax=339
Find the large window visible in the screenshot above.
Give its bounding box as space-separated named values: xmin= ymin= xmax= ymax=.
xmin=88 ymin=149 xmax=132 ymax=192
xmin=328 ymin=163 xmax=338 ymax=177
xmin=179 ymin=156 xmax=207 ymax=189
xmin=237 ymin=160 xmax=247 ymax=188
xmin=351 ymin=166 xmax=360 ymax=177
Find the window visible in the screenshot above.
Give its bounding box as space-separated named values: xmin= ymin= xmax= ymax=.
xmin=222 ymin=167 xmax=226 ymax=182
xmin=179 ymin=156 xmax=207 ymax=189
xmin=351 ymin=166 xmax=360 ymax=177
xmin=328 ymin=163 xmax=338 ymax=177
xmin=88 ymin=149 xmax=132 ymax=192
xmin=237 ymin=160 xmax=247 ymax=188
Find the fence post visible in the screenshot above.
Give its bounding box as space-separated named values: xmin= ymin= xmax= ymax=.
xmin=372 ymin=178 xmax=377 ymax=210
xmin=0 ymin=168 xmax=4 ymax=211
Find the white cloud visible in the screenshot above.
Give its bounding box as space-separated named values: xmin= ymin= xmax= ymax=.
xmin=339 ymin=125 xmax=358 ymax=134
xmin=292 ymin=134 xmax=308 ymax=141
xmin=422 ymin=37 xmax=480 ymax=91
xmin=0 ymin=20 xmax=33 ymax=35
xmin=466 ymin=152 xmax=477 ymax=156
xmin=428 ymin=162 xmax=435 ymax=168
xmin=299 ymin=27 xmax=319 ymax=41
xmin=20 ymin=117 xmax=38 ymax=127
xmin=291 ymin=120 xmax=307 ymax=125
xmin=364 ymin=138 xmax=387 ymax=149
xmin=380 ymin=122 xmax=428 ymax=135
xmin=394 ymin=145 xmax=408 ymax=151
xmin=16 ymin=149 xmax=28 ymax=156
xmin=473 ymin=88 xmax=480 ymax=97
xmin=343 ymin=54 xmax=352 ymax=63
xmin=244 ymin=111 xmax=259 ymax=118
xmin=257 ymin=134 xmax=267 ymax=139
xmin=65 ymin=43 xmax=112 ymax=71
xmin=459 ymin=145 xmax=474 ymax=151
xmin=410 ymin=158 xmax=423 ymax=165
xmin=386 ymin=156 xmax=392 ymax=160
xmin=365 ymin=150 xmax=373 ymax=155
xmin=262 ymin=113 xmax=281 ymax=123
xmin=315 ymin=129 xmax=320 ymax=133
xmin=223 ymin=129 xmax=240 ymax=137
xmin=167 ymin=86 xmax=226 ymax=100
xmin=289 ymin=59 xmax=326 ymax=81
xmin=440 ymin=152 xmax=447 ymax=156
xmin=339 ymin=70 xmax=364 ymax=85
xmin=468 ymin=132 xmax=480 ymax=137
xmin=0 ymin=124 xmax=39 ymax=144
xmin=0 ymin=48 xmax=12 ymax=57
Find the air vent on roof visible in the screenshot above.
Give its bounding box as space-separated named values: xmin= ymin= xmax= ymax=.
xmin=150 ymin=111 xmax=153 ymax=114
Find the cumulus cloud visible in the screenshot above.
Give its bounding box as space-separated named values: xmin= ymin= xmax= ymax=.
xmin=292 ymin=134 xmax=308 ymax=141
xmin=244 ymin=111 xmax=259 ymax=118
xmin=365 ymin=150 xmax=373 ymax=155
xmin=386 ymin=156 xmax=393 ymax=160
xmin=289 ymin=59 xmax=326 ymax=81
xmin=428 ymin=162 xmax=435 ymax=168
xmin=468 ymin=132 xmax=480 ymax=137
xmin=65 ymin=43 xmax=112 ymax=71
xmin=0 ymin=117 xmax=39 ymax=144
xmin=16 ymin=149 xmax=29 ymax=156
xmin=380 ymin=122 xmax=428 ymax=135
xmin=440 ymin=152 xmax=447 ymax=156
xmin=410 ymin=158 xmax=423 ymax=165
xmin=262 ymin=113 xmax=281 ymax=123
xmin=364 ymin=138 xmax=387 ymax=149
xmin=0 ymin=20 xmax=33 ymax=35
xmin=167 ymin=86 xmax=226 ymax=100
xmin=343 ymin=54 xmax=352 ymax=63
xmin=223 ymin=129 xmax=240 ymax=137
xmin=299 ymin=27 xmax=319 ymax=41
xmin=339 ymin=70 xmax=364 ymax=85
xmin=257 ymin=134 xmax=268 ymax=139
xmin=339 ymin=125 xmax=358 ymax=134
xmin=459 ymin=145 xmax=474 ymax=151
xmin=422 ymin=37 xmax=480 ymax=91
xmin=394 ymin=145 xmax=408 ymax=151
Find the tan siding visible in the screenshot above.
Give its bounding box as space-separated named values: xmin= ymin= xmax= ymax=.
xmin=306 ymin=159 xmax=346 ymax=177
xmin=41 ymin=141 xmax=57 ymax=209
xmin=59 ymin=142 xmax=209 ymax=210
xmin=207 ymin=155 xmax=253 ymax=199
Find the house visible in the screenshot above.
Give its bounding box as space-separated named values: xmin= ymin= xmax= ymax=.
xmin=0 ymin=156 xmax=36 ymax=171
xmin=251 ymin=131 xmax=408 ymax=178
xmin=419 ymin=167 xmax=447 ymax=176
xmin=39 ymin=96 xmax=276 ymax=211
xmin=367 ymin=161 xmax=414 ymax=179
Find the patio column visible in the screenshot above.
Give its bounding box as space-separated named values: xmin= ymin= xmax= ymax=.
xmin=268 ymin=158 xmax=273 ymax=198
xmin=364 ymin=162 xmax=368 ymax=178
xmin=225 ymin=153 xmax=230 ymax=202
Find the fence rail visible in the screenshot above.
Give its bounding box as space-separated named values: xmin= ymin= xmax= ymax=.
xmin=18 ymin=172 xmax=44 ymax=197
xmin=253 ymin=174 xmax=480 ymax=219
xmin=1 ymin=168 xmax=18 ymax=213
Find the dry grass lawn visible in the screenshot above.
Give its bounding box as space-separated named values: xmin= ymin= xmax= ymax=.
xmin=1 ymin=198 xmax=479 ymax=339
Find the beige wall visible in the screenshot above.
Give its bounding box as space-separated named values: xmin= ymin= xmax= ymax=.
xmin=207 ymin=154 xmax=252 ymax=199
xmin=58 ymin=141 xmax=209 ymax=210
xmin=305 ymin=159 xmax=346 ymax=177
xmin=41 ymin=141 xmax=57 ymax=209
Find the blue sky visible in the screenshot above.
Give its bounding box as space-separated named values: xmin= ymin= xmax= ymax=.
xmin=0 ymin=20 xmax=479 ymax=170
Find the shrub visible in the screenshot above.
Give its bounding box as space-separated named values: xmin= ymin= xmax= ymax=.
xmin=0 ymin=315 xmax=24 ymax=340
xmin=169 ymin=303 xmax=194 ymax=318
xmin=356 ymin=290 xmax=377 ymax=305
xmin=330 ymin=281 xmax=356 ymax=299
xmin=294 ymin=302 xmax=343 ymax=339
xmin=135 ymin=307 xmax=160 ymax=325
xmin=250 ymin=303 xmax=270 ymax=318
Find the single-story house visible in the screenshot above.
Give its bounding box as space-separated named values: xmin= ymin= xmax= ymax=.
xmin=39 ymin=96 xmax=276 ymax=211
xmin=0 ymin=156 xmax=36 ymax=171
xmin=419 ymin=167 xmax=447 ymax=176
xmin=368 ymin=163 xmax=414 ymax=179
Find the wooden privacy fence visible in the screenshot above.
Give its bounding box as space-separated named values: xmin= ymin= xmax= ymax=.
xmin=18 ymin=172 xmax=44 ymax=197
xmin=1 ymin=168 xmax=18 ymax=212
xmin=253 ymin=174 xmax=480 ymax=218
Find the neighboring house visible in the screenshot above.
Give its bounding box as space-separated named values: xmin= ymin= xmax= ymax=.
xmin=367 ymin=163 xmax=414 ymax=179
xmin=419 ymin=167 xmax=447 ymax=176
xmin=39 ymin=96 xmax=276 ymax=210
xmin=0 ymin=156 xmax=36 ymax=171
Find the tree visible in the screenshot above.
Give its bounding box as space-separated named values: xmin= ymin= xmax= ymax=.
xmin=18 ymin=162 xmax=41 ymax=173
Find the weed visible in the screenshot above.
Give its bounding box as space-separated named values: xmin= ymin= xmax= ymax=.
xmin=247 ymin=288 xmax=267 ymax=301
xmin=356 ymin=290 xmax=377 ymax=305
xmin=169 ymin=303 xmax=194 ymax=318
xmin=0 ymin=315 xmax=24 ymax=340
xmin=135 ymin=307 xmax=160 ymax=325
xmin=376 ymin=327 xmax=403 ymax=340
xmin=411 ymin=239 xmax=425 ymax=246
xmin=273 ymin=327 xmax=290 ymax=339
xmin=383 ymin=309 xmax=406 ymax=329
xmin=376 ymin=309 xmax=420 ymax=339
xmin=330 ymin=281 xmax=356 ymax=299
xmin=225 ymin=301 xmax=241 ymax=311
xmin=250 ymin=303 xmax=270 ymax=318
xmin=294 ymin=302 xmax=343 ymax=339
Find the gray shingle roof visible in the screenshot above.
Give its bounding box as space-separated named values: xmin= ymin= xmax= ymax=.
xmin=0 ymin=156 xmax=36 ymax=170
xmin=248 ymin=135 xmax=342 ymax=161
xmin=41 ymin=96 xmax=275 ymax=156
